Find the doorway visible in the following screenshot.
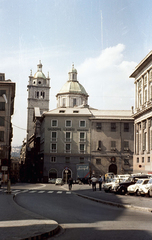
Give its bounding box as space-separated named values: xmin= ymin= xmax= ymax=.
xmin=109 ymin=164 xmax=117 ymax=175
xmin=49 ymin=168 xmax=57 ymax=179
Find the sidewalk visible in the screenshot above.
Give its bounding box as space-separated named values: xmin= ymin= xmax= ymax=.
xmin=0 ymin=193 xmax=59 ymax=240
xmin=63 ymin=184 xmax=152 ymax=213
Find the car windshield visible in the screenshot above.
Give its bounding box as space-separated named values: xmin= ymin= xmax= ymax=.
xmin=136 ymin=179 xmax=143 ymax=184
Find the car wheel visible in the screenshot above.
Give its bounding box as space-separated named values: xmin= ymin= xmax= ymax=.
xmin=135 ymin=189 xmax=139 ymax=196
xmin=120 ymin=188 xmax=127 ymax=195
xmin=147 ymin=190 xmax=151 ymax=197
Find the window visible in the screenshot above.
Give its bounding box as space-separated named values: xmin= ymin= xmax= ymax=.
xmin=150 ymin=85 xmax=152 ymax=100
xmin=40 ymin=91 xmax=45 ymax=99
xmin=65 ymin=143 xmax=71 ymax=153
xmin=97 ymin=140 xmax=102 ymax=150
xmin=0 ymin=131 xmax=4 ymax=142
xmin=142 ymin=157 xmax=144 ymax=163
xmin=96 ymin=158 xmax=101 ymax=165
xmin=65 ymin=132 xmax=71 ymax=142
xmin=50 ymin=143 xmax=57 ymax=153
xmin=65 ymin=157 xmax=70 ymax=163
xmin=80 ymin=157 xmax=84 ymax=163
xmin=50 ymin=157 xmax=56 ymax=163
xmin=73 ymin=98 xmax=76 ymax=107
xmin=111 ymin=123 xmax=116 ymax=132
xmin=51 ymin=120 xmax=58 ymax=127
xmin=80 ymin=143 xmax=85 ymax=153
xmin=144 ymin=75 xmax=147 ymax=85
xmin=0 ymin=117 xmax=5 ymax=126
xmin=35 ymin=91 xmax=39 ymax=98
xmin=144 ymin=88 xmax=147 ymax=103
xmin=111 ymin=141 xmax=116 ymax=150
xmin=124 ymin=123 xmax=129 ymax=132
xmin=0 ymin=102 xmax=5 ymax=111
xmin=124 ymin=159 xmax=129 ymax=165
xmin=80 ymin=120 xmax=86 ymax=127
xmin=51 ymin=132 xmax=57 ymax=142
xmin=124 ymin=141 xmax=129 ymax=150
xmin=66 ymin=120 xmax=72 ymax=127
xmin=62 ymin=98 xmax=66 ymax=107
xmin=80 ymin=132 xmax=86 ymax=142
xmin=148 ymin=157 xmax=150 ymax=163
xmin=139 ymin=92 xmax=142 ymax=106
xmin=137 ymin=157 xmax=139 ymax=163
xmin=96 ymin=122 xmax=102 ymax=130
xmin=143 ymin=132 xmax=146 ymax=151
xmin=0 ymin=90 xmax=6 ymax=96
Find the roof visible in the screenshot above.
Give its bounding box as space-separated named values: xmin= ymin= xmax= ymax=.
xmin=130 ymin=51 xmax=152 ymax=78
xmin=33 ymin=71 xmax=46 ymax=79
xmin=43 ymin=107 xmax=133 ymax=120
xmin=57 ymin=80 xmax=88 ymax=97
xmin=90 ymin=109 xmax=133 ymax=120
xmin=44 ymin=106 xmax=93 ymax=116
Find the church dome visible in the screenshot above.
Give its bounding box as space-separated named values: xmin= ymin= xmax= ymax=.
xmin=58 ymin=80 xmax=88 ymax=96
xmin=57 ymin=64 xmax=88 ymax=97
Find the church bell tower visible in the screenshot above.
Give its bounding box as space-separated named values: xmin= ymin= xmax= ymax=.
xmin=27 ymin=61 xmax=50 ymax=140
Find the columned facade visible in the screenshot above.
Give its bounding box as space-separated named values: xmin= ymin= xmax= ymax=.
xmin=130 ymin=51 xmax=152 ymax=173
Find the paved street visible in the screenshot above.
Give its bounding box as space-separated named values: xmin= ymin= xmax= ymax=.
xmin=9 ymin=183 xmax=152 ymax=240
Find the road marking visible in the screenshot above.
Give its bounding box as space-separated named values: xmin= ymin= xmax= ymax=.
xmin=21 ymin=190 xmax=29 ymax=193
xmin=29 ymin=190 xmax=36 ymax=193
xmin=66 ymin=192 xmax=71 ymax=194
xmin=12 ymin=190 xmax=20 ymax=193
xmin=48 ymin=191 xmax=54 ymax=193
xmin=57 ymin=191 xmax=62 ymax=194
xmin=38 ymin=191 xmax=45 ymax=193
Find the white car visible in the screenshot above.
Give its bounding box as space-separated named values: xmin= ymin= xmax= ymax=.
xmin=138 ymin=178 xmax=152 ymax=196
xmin=127 ymin=178 xmax=149 ymax=195
xmin=103 ymin=178 xmax=125 ymax=192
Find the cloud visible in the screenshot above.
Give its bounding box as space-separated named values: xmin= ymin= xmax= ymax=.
xmin=77 ymin=44 xmax=137 ymax=110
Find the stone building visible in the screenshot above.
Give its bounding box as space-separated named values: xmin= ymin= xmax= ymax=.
xmin=130 ymin=51 xmax=152 ymax=173
xmin=27 ymin=61 xmax=50 ymax=140
xmin=0 ymin=73 xmax=15 ymax=182
xmin=90 ymin=110 xmax=134 ymax=176
xmin=33 ymin=65 xmax=134 ymax=182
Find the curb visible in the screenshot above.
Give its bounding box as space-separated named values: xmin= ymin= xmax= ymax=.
xmin=75 ymin=192 xmax=152 ymax=213
xmin=13 ymin=193 xmax=60 ymax=240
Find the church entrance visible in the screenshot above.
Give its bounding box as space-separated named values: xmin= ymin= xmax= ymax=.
xmin=108 ymin=164 xmax=117 ymax=175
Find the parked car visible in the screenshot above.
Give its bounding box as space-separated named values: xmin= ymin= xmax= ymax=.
xmin=138 ymin=178 xmax=152 ymax=196
xmin=113 ymin=174 xmax=149 ymax=195
xmin=127 ymin=178 xmax=149 ymax=195
xmin=48 ymin=178 xmax=56 ymax=184
xmin=103 ymin=177 xmax=128 ymax=193
xmin=55 ymin=178 xmax=64 ymax=185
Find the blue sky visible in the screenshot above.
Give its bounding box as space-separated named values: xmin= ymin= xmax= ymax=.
xmin=0 ymin=0 xmax=152 ymax=146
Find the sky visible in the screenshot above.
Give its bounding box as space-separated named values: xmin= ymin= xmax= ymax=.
xmin=0 ymin=0 xmax=152 ymax=146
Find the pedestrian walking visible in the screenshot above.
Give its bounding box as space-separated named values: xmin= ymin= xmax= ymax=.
xmin=98 ymin=175 xmax=102 ymax=191
xmin=68 ymin=177 xmax=73 ymax=190
xmin=91 ymin=175 xmax=98 ymax=191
